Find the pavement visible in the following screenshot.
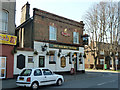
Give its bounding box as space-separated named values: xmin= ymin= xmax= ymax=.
xmin=1 ymin=70 xmax=119 ymax=90
xmin=85 ymin=69 xmax=120 ymax=73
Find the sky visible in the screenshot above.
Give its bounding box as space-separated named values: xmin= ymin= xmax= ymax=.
xmin=16 ymin=0 xmax=119 ymax=26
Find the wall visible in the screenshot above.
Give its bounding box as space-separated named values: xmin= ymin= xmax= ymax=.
xmin=33 ymin=8 xmax=84 ymax=46
xmin=34 ymin=41 xmax=85 ymax=72
xmin=14 ymin=50 xmax=34 ymax=75
xmin=14 ymin=41 xmax=85 ymax=75
xmin=2 ymin=1 xmax=16 ymax=35
xmin=0 ymin=45 xmax=14 ymax=78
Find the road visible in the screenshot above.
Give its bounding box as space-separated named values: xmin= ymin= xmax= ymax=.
xmin=2 ymin=72 xmax=119 ymax=90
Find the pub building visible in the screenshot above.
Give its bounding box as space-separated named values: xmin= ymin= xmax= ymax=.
xmin=14 ymin=2 xmax=87 ymax=75
xmin=0 ymin=1 xmax=16 ymax=79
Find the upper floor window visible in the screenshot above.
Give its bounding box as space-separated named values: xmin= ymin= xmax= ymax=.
xmin=49 ymin=26 xmax=57 ymax=40
xmin=0 ymin=10 xmax=8 ymax=33
xmin=73 ymin=32 xmax=79 ymax=44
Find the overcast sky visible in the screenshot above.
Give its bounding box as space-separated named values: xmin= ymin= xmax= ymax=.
xmin=16 ymin=0 xmax=119 ymax=26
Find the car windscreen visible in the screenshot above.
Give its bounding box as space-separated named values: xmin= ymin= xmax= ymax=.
xmin=20 ymin=69 xmax=32 ymax=76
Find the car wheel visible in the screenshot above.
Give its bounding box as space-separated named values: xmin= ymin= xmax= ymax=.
xmin=31 ymin=82 xmax=39 ymax=90
xmin=57 ymin=79 xmax=62 ymax=86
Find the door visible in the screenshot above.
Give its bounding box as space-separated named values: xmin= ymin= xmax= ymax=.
xmin=33 ymin=69 xmax=45 ymax=85
xmin=39 ymin=56 xmax=45 ymax=67
xmin=74 ymin=57 xmax=77 ymax=72
xmin=0 ymin=57 xmax=6 ymax=79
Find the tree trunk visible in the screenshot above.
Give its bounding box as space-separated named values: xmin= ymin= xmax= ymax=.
xmin=111 ymin=56 xmax=115 ymax=70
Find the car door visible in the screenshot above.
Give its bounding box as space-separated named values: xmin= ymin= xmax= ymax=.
xmin=33 ymin=69 xmax=46 ymax=86
xmin=42 ymin=69 xmax=57 ymax=85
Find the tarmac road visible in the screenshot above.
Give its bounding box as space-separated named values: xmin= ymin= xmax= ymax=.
xmin=2 ymin=71 xmax=119 ymax=90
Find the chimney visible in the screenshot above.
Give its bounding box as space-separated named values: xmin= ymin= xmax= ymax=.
xmin=20 ymin=2 xmax=30 ymax=24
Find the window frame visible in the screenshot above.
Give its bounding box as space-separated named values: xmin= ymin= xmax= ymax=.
xmin=28 ymin=56 xmax=34 ymax=63
xmin=49 ymin=51 xmax=57 ymax=64
xmin=42 ymin=69 xmax=53 ymax=75
xmin=49 ymin=25 xmax=57 ymax=41
xmin=73 ymin=32 xmax=79 ymax=44
xmin=0 ymin=57 xmax=6 ymax=79
xmin=34 ymin=69 xmax=42 ymax=76
xmin=0 ymin=9 xmax=8 ymax=33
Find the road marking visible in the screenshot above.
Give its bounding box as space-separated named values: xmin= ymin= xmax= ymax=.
xmin=97 ymin=82 xmax=106 ymax=86
xmin=97 ymin=80 xmax=116 ymax=86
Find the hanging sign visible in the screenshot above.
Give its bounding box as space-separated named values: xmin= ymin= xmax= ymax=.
xmin=61 ymin=56 xmax=66 ymax=68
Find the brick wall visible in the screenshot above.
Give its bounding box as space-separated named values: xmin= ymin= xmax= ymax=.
xmin=0 ymin=45 xmax=14 ymax=78
xmin=33 ymin=8 xmax=84 ymax=46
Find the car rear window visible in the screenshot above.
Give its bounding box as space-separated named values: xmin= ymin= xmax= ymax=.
xmin=20 ymin=69 xmax=32 ymax=76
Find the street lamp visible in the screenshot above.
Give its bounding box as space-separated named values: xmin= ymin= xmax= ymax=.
xmin=41 ymin=44 xmax=47 ymax=51
xmin=81 ymin=34 xmax=89 ymax=45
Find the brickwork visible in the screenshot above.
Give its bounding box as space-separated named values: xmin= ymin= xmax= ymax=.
xmin=0 ymin=45 xmax=14 ymax=78
xmin=33 ymin=8 xmax=84 ymax=46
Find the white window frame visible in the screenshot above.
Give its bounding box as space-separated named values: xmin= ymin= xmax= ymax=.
xmin=0 ymin=10 xmax=8 ymax=33
xmin=49 ymin=51 xmax=57 ymax=62
xmin=73 ymin=32 xmax=79 ymax=44
xmin=28 ymin=56 xmax=34 ymax=63
xmin=49 ymin=26 xmax=57 ymax=40
xmin=0 ymin=57 xmax=6 ymax=79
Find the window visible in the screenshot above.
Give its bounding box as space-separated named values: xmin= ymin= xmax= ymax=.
xmin=49 ymin=26 xmax=57 ymax=40
xmin=42 ymin=69 xmax=52 ymax=75
xmin=49 ymin=51 xmax=57 ymax=64
xmin=0 ymin=10 xmax=8 ymax=33
xmin=73 ymin=32 xmax=79 ymax=44
xmin=0 ymin=57 xmax=6 ymax=78
xmin=28 ymin=56 xmax=33 ymax=63
xmin=34 ymin=69 xmax=42 ymax=76
xmin=20 ymin=69 xmax=32 ymax=76
xmin=100 ymin=59 xmax=104 ymax=65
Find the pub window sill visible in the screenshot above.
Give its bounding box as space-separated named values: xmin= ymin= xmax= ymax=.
xmin=49 ymin=61 xmax=56 ymax=64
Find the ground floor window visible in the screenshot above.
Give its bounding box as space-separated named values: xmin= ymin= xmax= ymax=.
xmin=0 ymin=57 xmax=6 ymax=79
xmin=49 ymin=51 xmax=56 ymax=64
xmin=28 ymin=56 xmax=33 ymax=63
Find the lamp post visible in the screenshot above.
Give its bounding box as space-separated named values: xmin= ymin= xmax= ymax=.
xmin=41 ymin=44 xmax=47 ymax=51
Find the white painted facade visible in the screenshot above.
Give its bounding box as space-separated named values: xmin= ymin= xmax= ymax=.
xmin=14 ymin=41 xmax=85 ymax=75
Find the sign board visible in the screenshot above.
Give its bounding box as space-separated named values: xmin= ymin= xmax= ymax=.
xmin=61 ymin=56 xmax=66 ymax=68
xmin=0 ymin=34 xmax=17 ymax=45
xmin=49 ymin=44 xmax=79 ymax=50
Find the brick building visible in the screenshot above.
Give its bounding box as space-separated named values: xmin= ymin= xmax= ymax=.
xmin=0 ymin=0 xmax=16 ymax=79
xmin=85 ymin=42 xmax=120 ymax=70
xmin=14 ymin=2 xmax=85 ymax=75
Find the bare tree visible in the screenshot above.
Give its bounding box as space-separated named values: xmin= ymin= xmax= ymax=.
xmin=83 ymin=1 xmax=119 ymax=70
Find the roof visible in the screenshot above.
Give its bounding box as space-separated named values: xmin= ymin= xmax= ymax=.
xmin=16 ymin=17 xmax=33 ymax=30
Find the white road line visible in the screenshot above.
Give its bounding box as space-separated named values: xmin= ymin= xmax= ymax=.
xmin=97 ymin=80 xmax=116 ymax=86
xmin=97 ymin=82 xmax=106 ymax=86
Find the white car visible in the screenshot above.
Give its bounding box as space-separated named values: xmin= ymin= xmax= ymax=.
xmin=16 ymin=68 xmax=64 ymax=89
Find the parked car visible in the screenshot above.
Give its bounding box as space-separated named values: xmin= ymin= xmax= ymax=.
xmin=16 ymin=68 xmax=64 ymax=90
